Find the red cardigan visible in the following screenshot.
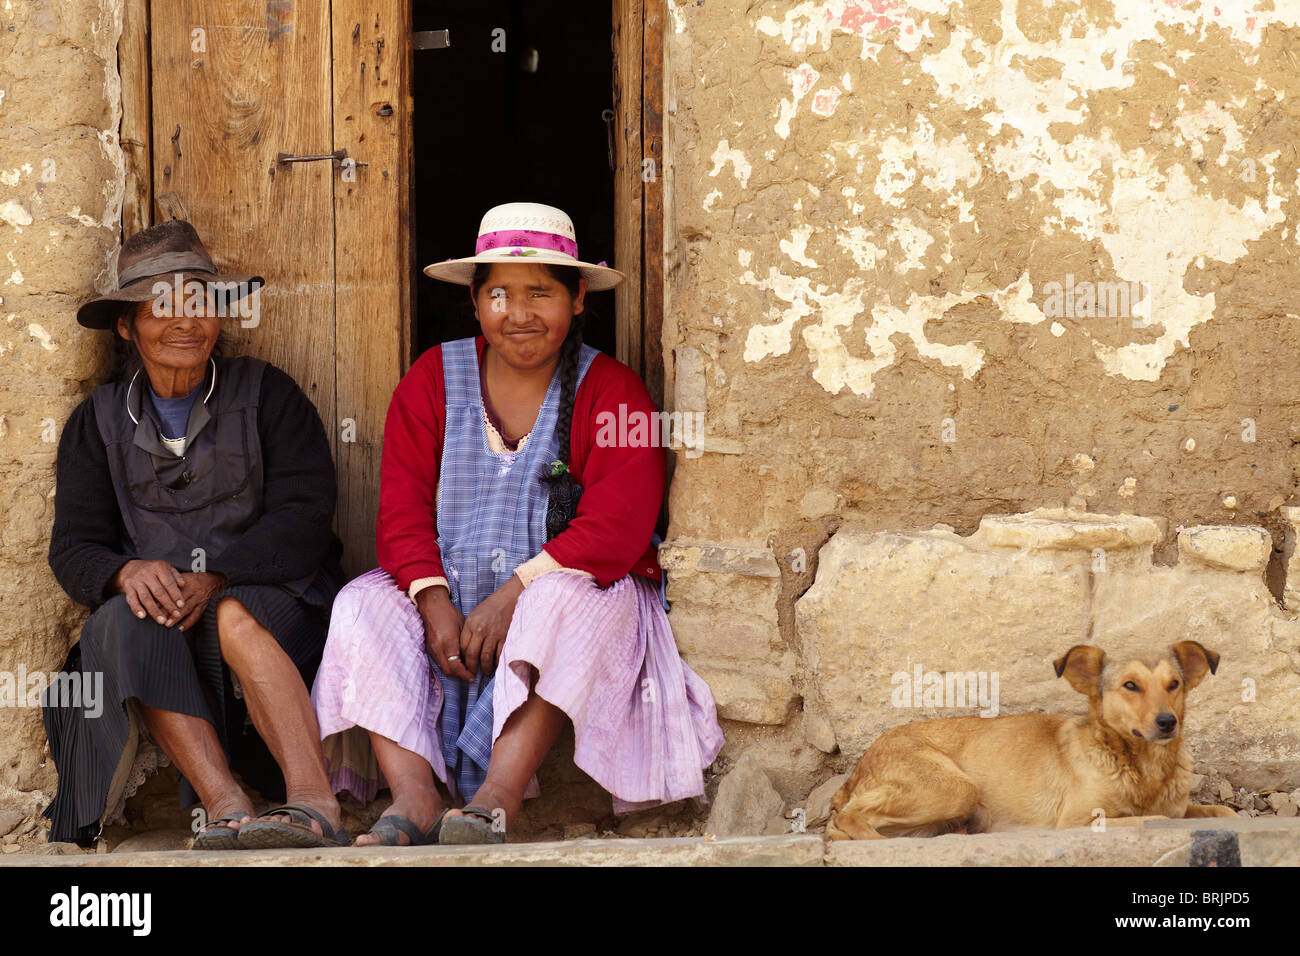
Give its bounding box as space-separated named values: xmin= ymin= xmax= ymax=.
xmin=376 ymin=335 xmax=665 ymax=592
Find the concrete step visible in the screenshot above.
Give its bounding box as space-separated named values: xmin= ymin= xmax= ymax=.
xmin=827 ymin=818 xmax=1300 ymax=867
xmin=3 ymin=834 xmax=825 ymax=867
xmin=6 ymin=819 xmax=1297 ymax=866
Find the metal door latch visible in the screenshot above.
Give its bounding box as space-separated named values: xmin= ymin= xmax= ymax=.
xmin=275 ymin=148 xmax=368 ymax=169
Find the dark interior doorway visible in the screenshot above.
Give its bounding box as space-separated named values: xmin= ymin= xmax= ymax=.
xmin=412 ymin=0 xmax=617 ymax=360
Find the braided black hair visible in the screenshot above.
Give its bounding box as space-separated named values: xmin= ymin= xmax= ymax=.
xmin=471 ymin=261 xmax=586 ymax=540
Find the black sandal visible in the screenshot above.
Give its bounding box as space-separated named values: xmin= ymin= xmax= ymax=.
xmin=235 ymin=803 xmax=349 ymax=849
xmin=361 ymin=809 xmax=449 ymax=847
xmin=437 ymin=805 xmax=506 ymax=845
xmin=191 ymin=812 xmax=250 ymax=851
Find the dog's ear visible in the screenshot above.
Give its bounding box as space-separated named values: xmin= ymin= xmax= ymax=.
xmin=1172 ymin=641 xmax=1220 ymax=690
xmin=1054 ymin=645 xmax=1105 ymax=695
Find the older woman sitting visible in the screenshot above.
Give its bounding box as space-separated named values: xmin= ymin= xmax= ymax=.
xmin=44 ymin=219 xmax=348 ymax=849
xmin=313 ymin=202 xmax=724 ymax=845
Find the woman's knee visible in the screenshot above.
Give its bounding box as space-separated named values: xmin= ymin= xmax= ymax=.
xmin=79 ymin=595 xmax=161 ymax=657
xmin=215 ymin=597 xmax=271 ymax=659
xmin=331 ymin=571 xmax=408 ymax=616
xmin=325 ymin=572 xmax=425 ymax=650
xmin=327 ymin=578 xmax=368 ymax=622
xmin=88 ymin=593 xmax=142 ymax=631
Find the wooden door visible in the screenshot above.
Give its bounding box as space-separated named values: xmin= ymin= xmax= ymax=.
xmin=129 ymin=0 xmax=659 ymax=571
xmin=144 ymin=0 xmax=411 ymax=576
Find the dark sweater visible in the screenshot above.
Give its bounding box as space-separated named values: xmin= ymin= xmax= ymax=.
xmin=49 ymin=362 xmax=343 ymax=609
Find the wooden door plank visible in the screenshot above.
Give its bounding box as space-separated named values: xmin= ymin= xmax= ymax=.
xmin=331 ymin=0 xmax=412 ymax=575
xmin=612 ymin=0 xmax=644 ymax=377
xmin=659 ymin=0 xmax=682 ymax=419
xmin=641 ymin=0 xmax=665 ymax=411
xmin=121 ymin=0 xmax=152 ymax=239
xmin=149 ymin=0 xmax=339 ymax=535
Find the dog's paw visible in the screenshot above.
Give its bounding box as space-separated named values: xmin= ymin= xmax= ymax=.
xmin=1184 ymin=803 xmax=1238 ymax=819
xmin=825 ymin=815 xmax=889 ymax=840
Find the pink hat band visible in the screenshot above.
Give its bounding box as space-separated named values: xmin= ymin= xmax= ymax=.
xmin=475 ymin=228 xmax=578 ymax=258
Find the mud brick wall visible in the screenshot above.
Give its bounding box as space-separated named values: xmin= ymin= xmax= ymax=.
xmin=0 ymin=0 xmax=124 ymax=818
xmin=660 ymin=0 xmax=1300 ymax=812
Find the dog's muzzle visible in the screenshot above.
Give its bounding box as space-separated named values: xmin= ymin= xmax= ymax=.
xmin=1153 ymin=713 xmax=1178 ymax=739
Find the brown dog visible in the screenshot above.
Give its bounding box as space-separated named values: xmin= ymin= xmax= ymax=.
xmin=827 ymin=641 xmax=1237 ymax=839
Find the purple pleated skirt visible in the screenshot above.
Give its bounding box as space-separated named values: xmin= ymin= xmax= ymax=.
xmin=311 ymin=568 xmax=724 ymax=814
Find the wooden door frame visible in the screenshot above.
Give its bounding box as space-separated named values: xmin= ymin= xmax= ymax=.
xmin=613 ymin=0 xmax=666 ymax=408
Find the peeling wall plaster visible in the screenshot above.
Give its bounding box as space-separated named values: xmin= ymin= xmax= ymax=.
xmin=718 ymin=0 xmax=1300 ymax=393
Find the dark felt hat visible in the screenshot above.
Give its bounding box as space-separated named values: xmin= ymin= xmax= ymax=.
xmin=76 ymin=219 xmax=264 ymax=330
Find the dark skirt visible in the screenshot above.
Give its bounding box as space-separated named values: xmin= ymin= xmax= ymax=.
xmin=41 ymin=585 xmax=326 ymax=846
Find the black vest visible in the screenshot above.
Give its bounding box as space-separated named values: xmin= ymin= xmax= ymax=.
xmin=91 ymin=356 xmax=315 ymax=596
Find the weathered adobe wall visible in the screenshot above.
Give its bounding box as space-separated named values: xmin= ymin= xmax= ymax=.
xmin=661 ymin=0 xmax=1300 ymax=824
xmin=0 ymin=0 xmax=124 ymax=825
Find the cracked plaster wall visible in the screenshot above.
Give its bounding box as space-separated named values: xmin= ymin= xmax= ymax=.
xmin=662 ymin=0 xmax=1300 ymax=797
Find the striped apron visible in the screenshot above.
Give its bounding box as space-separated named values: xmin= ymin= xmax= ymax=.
xmin=433 ymin=336 xmax=597 ymax=800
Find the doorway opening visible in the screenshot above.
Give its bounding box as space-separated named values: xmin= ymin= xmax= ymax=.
xmin=412 ymin=0 xmax=618 ymax=360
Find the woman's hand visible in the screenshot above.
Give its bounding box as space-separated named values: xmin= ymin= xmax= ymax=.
xmin=114 ymin=559 xmax=186 ymax=626
xmin=417 ymin=585 xmax=473 ymax=681
xmin=459 ymin=575 xmax=524 ymax=677
xmin=173 ymin=572 xmax=228 ymax=631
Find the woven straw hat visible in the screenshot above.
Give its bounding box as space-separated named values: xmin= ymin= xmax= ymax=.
xmin=423 ymin=202 xmax=625 ymax=292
